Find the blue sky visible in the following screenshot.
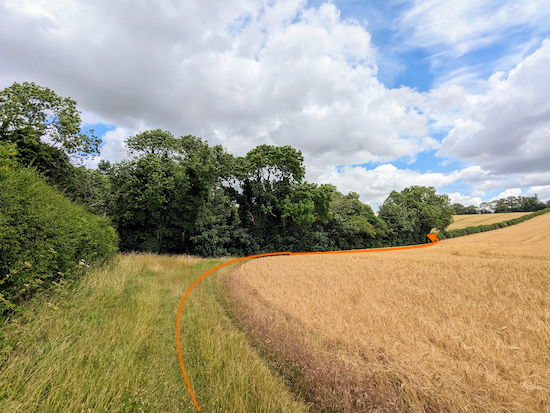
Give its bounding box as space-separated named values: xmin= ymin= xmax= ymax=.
xmin=2 ymin=0 xmax=550 ymax=207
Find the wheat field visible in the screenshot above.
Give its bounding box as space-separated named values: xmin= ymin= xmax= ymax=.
xmin=222 ymin=213 xmax=550 ymax=412
xmin=448 ymin=212 xmax=530 ymax=230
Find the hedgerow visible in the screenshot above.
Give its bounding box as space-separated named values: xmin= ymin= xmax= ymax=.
xmin=437 ymin=208 xmax=550 ymax=240
xmin=0 ymin=165 xmax=118 ymax=315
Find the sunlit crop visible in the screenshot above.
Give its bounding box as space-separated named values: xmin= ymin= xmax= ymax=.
xmin=223 ymin=214 xmax=550 ymax=412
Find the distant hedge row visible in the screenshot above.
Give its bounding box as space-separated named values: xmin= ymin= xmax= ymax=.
xmin=437 ymin=208 xmax=550 ymax=240
xmin=0 ymin=166 xmax=118 ymax=315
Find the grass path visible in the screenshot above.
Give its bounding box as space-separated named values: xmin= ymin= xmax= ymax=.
xmin=0 ymin=253 xmax=309 ymax=413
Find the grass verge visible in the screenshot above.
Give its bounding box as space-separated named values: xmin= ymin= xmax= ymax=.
xmin=0 ymin=253 xmax=309 ymax=412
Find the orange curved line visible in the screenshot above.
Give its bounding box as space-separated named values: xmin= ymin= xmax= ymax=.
xmin=176 ymin=236 xmax=439 ymax=411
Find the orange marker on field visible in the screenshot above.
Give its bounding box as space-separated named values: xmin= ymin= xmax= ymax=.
xmin=176 ymin=234 xmax=439 ymax=411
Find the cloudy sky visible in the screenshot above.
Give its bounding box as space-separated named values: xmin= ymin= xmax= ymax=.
xmin=2 ymin=0 xmax=550 ymax=207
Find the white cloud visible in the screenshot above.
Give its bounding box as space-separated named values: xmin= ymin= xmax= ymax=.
xmin=437 ymin=39 xmax=550 ymax=178
xmin=95 ymin=126 xmax=139 ymax=164
xmin=316 ymin=163 xmax=460 ymax=206
xmin=401 ymin=0 xmax=550 ymax=58
xmin=525 ymin=185 xmax=550 ymax=202
xmin=447 ymin=192 xmax=483 ymax=206
xmin=1 ymin=0 xmax=549 ymax=205
xmin=0 ymin=0 xmax=434 ymax=169
xmin=491 ymin=188 xmax=523 ymax=200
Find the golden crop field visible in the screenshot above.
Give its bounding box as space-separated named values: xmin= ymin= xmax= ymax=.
xmin=222 ymin=213 xmax=550 ymax=412
xmin=448 ymin=212 xmax=530 ymax=230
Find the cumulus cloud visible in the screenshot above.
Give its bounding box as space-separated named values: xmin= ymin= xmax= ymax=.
xmin=0 ymin=0 xmax=435 ymax=169
xmin=316 ymin=164 xmax=460 ymax=206
xmin=447 ymin=192 xmax=483 ymax=206
xmin=437 ymin=39 xmax=550 ymax=178
xmin=491 ymin=188 xmax=523 ymax=200
xmin=1 ymin=0 xmax=549 ymax=205
xmin=100 ymin=127 xmax=133 ymax=163
xmin=525 ymin=185 xmax=550 ymax=202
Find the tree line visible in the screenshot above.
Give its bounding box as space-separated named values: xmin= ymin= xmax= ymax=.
xmin=453 ymin=195 xmax=549 ymax=215
xmin=1 ymin=82 xmax=455 ymax=259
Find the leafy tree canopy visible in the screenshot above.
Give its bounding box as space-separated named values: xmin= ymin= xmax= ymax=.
xmin=126 ymin=129 xmax=179 ymax=157
xmin=0 ymin=81 xmax=100 ymax=158
xmin=379 ymin=185 xmax=454 ymax=245
xmin=236 ymin=144 xmax=305 ymax=183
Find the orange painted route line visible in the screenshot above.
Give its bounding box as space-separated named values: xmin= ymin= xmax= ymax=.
xmin=176 ymin=234 xmax=439 ymax=411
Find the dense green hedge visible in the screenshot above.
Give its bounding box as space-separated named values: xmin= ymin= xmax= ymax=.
xmin=437 ymin=208 xmax=550 ymax=240
xmin=0 ymin=166 xmax=118 ymax=314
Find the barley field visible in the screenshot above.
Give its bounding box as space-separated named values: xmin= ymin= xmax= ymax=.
xmin=448 ymin=212 xmax=530 ymax=230
xmin=222 ymin=213 xmax=550 ymax=412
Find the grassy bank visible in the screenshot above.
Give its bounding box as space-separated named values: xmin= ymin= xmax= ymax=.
xmin=0 ymin=253 xmax=309 ymax=412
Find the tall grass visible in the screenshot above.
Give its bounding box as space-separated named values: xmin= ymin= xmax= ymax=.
xmin=0 ymin=253 xmax=309 ymax=412
xmin=223 ymin=214 xmax=550 ymax=412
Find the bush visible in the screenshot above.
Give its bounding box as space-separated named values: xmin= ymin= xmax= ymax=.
xmin=0 ymin=166 xmax=118 ymax=314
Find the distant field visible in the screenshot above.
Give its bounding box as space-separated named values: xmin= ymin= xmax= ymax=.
xmin=447 ymin=212 xmax=530 ymax=229
xmin=224 ymin=214 xmax=550 ymax=412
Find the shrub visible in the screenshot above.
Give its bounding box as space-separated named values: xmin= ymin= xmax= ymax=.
xmin=0 ymin=166 xmax=118 ymax=314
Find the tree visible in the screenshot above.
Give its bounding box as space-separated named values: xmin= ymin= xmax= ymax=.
xmin=453 ymin=203 xmax=465 ymax=215
xmin=0 ymin=81 xmax=100 ymax=159
xmin=106 ymin=131 xmax=234 ymax=254
xmin=105 ymin=154 xmax=186 ymax=252
xmin=379 ymin=186 xmax=454 ymax=245
xmin=463 ymin=205 xmax=478 ymax=214
xmin=125 ymin=129 xmax=179 ymax=158
xmin=479 ymin=201 xmax=496 ymax=213
xmin=226 ymin=144 xmax=334 ymax=252
xmin=324 ymin=190 xmax=387 ymax=250
xmin=515 ymin=195 xmax=546 ymax=212
xmin=378 ymin=203 xmax=416 ymax=246
xmin=227 ymin=145 xmax=305 ymax=250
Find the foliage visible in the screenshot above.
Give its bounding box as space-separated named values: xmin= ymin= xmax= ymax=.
xmin=379 ymin=186 xmax=454 ymax=245
xmin=125 ymin=128 xmax=179 ymax=157
xmin=453 ymin=203 xmax=478 ymax=214
xmin=104 ymin=154 xmax=186 ymax=253
xmin=324 ymin=190 xmax=387 ymax=250
xmin=105 ymin=132 xmax=235 ymax=254
xmin=0 ymin=162 xmax=118 ymax=315
xmin=479 ymin=195 xmax=547 ymax=213
xmin=226 ymin=145 xmax=334 ymax=253
xmin=0 ymin=81 xmax=100 ymax=159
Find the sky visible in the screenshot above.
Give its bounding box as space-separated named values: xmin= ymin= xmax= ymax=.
xmin=1 ymin=0 xmax=550 ymax=208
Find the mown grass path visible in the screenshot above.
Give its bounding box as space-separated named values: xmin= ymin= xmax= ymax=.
xmin=0 ymin=254 xmax=308 ymax=413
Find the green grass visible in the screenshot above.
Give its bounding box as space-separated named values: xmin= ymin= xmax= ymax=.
xmin=0 ymin=253 xmax=309 ymax=412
